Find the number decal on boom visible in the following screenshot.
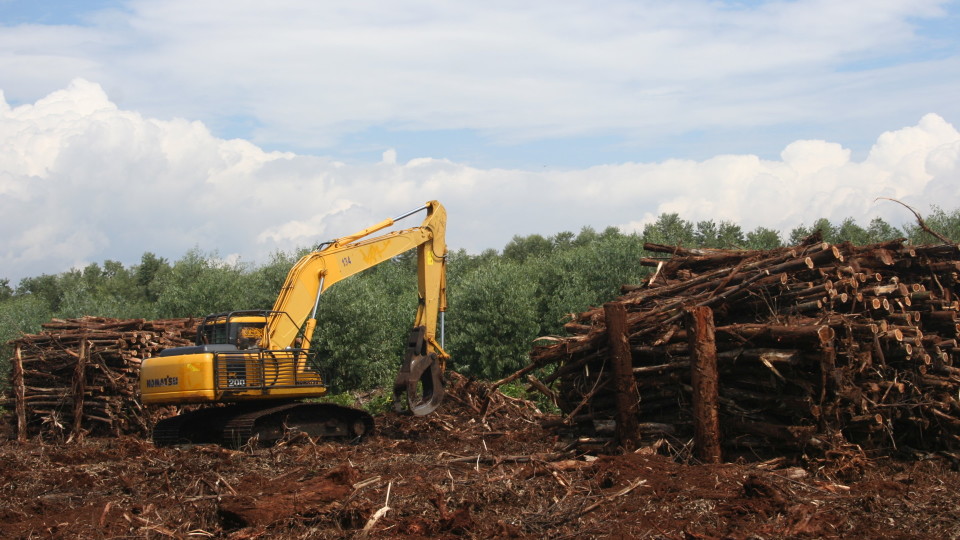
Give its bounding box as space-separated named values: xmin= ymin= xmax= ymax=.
xmin=341 ymin=256 xmax=352 ymax=267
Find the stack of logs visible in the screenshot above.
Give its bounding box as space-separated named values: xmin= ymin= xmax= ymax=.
xmin=512 ymin=235 xmax=960 ymax=458
xmin=6 ymin=316 xmax=197 ymax=441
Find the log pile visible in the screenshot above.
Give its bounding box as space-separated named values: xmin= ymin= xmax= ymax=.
xmin=6 ymin=316 xmax=197 ymax=441
xmin=514 ymin=235 xmax=960 ymax=458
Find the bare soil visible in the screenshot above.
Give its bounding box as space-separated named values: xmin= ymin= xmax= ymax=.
xmin=2 ymin=382 xmax=960 ymax=539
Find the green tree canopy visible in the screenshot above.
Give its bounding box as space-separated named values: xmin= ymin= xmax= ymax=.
xmin=3 ymin=206 xmax=959 ymax=391
xmin=746 ymin=227 xmax=783 ymax=250
xmin=642 ymin=213 xmax=695 ymax=246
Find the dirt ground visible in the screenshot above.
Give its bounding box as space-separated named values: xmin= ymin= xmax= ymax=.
xmin=3 ymin=378 xmax=960 ymax=539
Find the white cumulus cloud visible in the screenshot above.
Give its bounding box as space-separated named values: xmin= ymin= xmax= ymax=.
xmin=0 ymin=81 xmax=958 ymax=283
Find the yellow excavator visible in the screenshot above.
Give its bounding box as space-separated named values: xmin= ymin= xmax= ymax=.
xmin=139 ymin=201 xmax=449 ymax=447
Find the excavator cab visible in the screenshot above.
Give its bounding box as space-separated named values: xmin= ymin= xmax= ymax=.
xmin=141 ymin=309 xmax=326 ymax=406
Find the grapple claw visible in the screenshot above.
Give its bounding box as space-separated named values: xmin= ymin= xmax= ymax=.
xmin=394 ymin=326 xmax=445 ymax=415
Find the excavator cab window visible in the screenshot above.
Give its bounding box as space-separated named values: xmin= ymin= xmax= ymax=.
xmin=197 ymin=320 xmax=227 ymax=345
xmin=234 ymin=323 xmax=265 ymax=350
xmin=196 ymin=311 xmax=268 ymax=349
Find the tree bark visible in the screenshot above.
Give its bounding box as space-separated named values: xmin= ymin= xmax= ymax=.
xmin=13 ymin=345 xmax=26 ymax=442
xmin=686 ymin=306 xmax=722 ymax=464
xmin=71 ymin=338 xmax=88 ymax=441
xmin=605 ymin=302 xmax=640 ymax=450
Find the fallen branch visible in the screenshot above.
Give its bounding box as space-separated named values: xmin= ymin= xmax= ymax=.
xmin=877 ymin=197 xmax=955 ymax=244
xmin=360 ymin=481 xmax=392 ymax=537
xmin=582 ymin=477 xmax=648 ymax=514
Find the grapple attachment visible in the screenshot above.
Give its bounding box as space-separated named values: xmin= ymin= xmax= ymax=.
xmin=393 ymin=326 xmax=445 ymax=415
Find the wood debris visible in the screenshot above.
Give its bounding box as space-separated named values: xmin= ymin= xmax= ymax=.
xmin=6 ymin=316 xmax=197 ymax=441
xmin=518 ymin=235 xmax=960 ymax=458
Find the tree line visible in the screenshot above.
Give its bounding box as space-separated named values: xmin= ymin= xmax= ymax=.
xmin=1 ymin=207 xmax=957 ymax=391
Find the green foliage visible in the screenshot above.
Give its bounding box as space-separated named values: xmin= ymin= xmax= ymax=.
xmin=531 ymin=233 xmax=647 ymax=335
xmin=695 ymin=220 xmax=746 ymax=248
xmin=0 ymin=295 xmax=49 ymax=344
xmin=867 ymin=217 xmax=902 ymax=242
xmin=904 ymin=206 xmax=960 ymax=244
xmin=552 ymin=230 xmax=576 ymax=250
xmin=2 ymin=206 xmax=959 ymax=396
xmin=136 ymin=252 xmax=169 ymax=303
xmin=444 ymin=248 xmax=491 ymax=283
xmin=789 ymin=217 xmax=838 ymax=244
xmin=811 ymin=218 xmax=838 ymax=242
xmin=362 ymin=391 xmax=396 ymax=415
xmin=790 ymin=216 xmax=902 ymax=245
xmin=498 ymin=378 xmax=560 ymax=414
xmin=835 ymin=218 xmax=872 ymax=245
xmin=16 ymin=274 xmax=65 ymax=312
xmin=244 ymin=250 xmax=300 ymax=309
xmin=642 ymin=213 xmax=695 ymax=246
xmin=448 ymin=258 xmax=541 ymax=379
xmin=318 ymin=389 xmax=395 ymax=415
xmin=152 ymin=249 xmax=251 ymax=318
xmin=0 ymin=279 xmax=12 ymax=302
xmin=746 ymin=227 xmax=784 ymax=249
xmin=0 ymin=294 xmax=51 ymax=391
xmin=502 ymin=234 xmax=553 ymax=263
xmin=645 ymin=214 xmax=747 ymax=248
xmin=56 ymin=261 xmax=151 ymax=319
xmin=310 ymin=261 xmax=418 ymax=391
xmin=317 ymin=391 xmax=359 ymax=409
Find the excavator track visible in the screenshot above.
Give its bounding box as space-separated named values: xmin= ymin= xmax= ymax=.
xmin=152 ymin=402 xmax=374 ymax=448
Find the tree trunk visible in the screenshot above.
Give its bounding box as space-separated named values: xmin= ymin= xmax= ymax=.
xmin=605 ymin=302 xmax=640 ymax=450
xmin=687 ymin=306 xmax=721 ymax=464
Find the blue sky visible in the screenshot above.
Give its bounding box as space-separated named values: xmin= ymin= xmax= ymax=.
xmin=0 ymin=0 xmax=117 ymax=25
xmin=2 ymin=0 xmax=957 ymax=168
xmin=0 ymin=0 xmax=958 ymax=280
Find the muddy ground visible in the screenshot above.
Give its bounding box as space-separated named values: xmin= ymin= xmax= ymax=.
xmin=2 ymin=379 xmax=960 ymax=539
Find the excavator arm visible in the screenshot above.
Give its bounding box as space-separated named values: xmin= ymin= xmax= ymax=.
xmin=263 ymin=200 xmax=449 ymax=414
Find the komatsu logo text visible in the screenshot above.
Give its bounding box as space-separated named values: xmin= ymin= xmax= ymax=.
xmin=146 ymin=376 xmax=179 ymax=388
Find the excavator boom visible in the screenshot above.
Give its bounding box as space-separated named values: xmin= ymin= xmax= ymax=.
xmin=265 ymin=201 xmax=447 ymax=356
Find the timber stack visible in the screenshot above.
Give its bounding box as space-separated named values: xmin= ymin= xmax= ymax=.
xmin=515 ymin=234 xmax=960 ymax=459
xmin=6 ymin=316 xmax=197 ymax=441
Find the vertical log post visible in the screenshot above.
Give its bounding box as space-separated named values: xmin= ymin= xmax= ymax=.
xmin=818 ymin=339 xmax=837 ymax=430
xmin=71 ymin=338 xmax=87 ymax=442
xmin=13 ymin=344 xmax=26 ymax=442
xmin=686 ymin=306 xmax=722 ymax=464
xmin=604 ymin=302 xmax=640 ymax=450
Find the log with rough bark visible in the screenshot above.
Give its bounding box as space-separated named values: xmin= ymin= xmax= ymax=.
xmin=605 ymin=302 xmax=640 ymax=450
xmin=687 ymin=306 xmax=721 ymax=464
